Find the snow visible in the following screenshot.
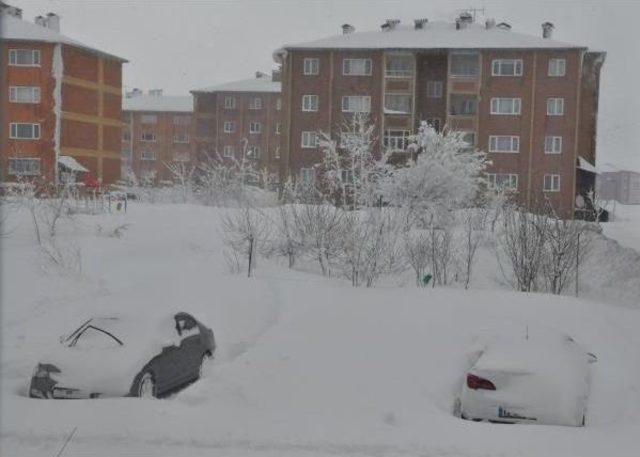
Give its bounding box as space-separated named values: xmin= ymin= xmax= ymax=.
xmin=193 ymin=76 xmax=280 ymax=94
xmin=0 ymin=12 xmax=127 ymax=62
xmin=122 ymin=94 xmax=193 ymax=113
xmin=58 ymin=156 xmax=88 ymax=173
xmin=601 ymin=203 xmax=640 ymax=252
xmin=578 ymin=156 xmax=598 ymax=174
xmin=282 ymin=21 xmax=584 ymax=51
xmin=1 ymin=203 xmax=640 ymax=456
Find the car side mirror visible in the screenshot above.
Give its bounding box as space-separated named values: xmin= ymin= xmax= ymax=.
xmin=587 ymin=352 xmax=598 ymax=364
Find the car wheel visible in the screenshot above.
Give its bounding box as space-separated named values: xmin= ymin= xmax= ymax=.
xmin=199 ymin=352 xmax=212 ymax=379
xmin=137 ymin=371 xmax=156 ymax=398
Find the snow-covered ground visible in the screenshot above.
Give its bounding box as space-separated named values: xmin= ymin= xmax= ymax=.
xmin=602 ymin=203 xmax=640 ymax=252
xmin=2 ymin=203 xmax=640 ymax=456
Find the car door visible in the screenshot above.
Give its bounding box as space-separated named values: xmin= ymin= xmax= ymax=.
xmin=175 ymin=314 xmax=204 ymax=380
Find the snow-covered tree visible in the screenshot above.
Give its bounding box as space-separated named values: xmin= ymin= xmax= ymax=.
xmin=164 ymin=161 xmax=195 ymax=203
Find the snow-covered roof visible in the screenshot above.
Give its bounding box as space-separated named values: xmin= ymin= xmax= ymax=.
xmin=577 ymin=156 xmax=598 ymax=174
xmin=281 ymin=21 xmax=585 ymax=51
xmin=193 ymin=76 xmax=280 ymax=94
xmin=0 ymin=12 xmax=127 ymax=62
xmin=123 ymin=94 xmax=193 ymax=113
xmin=58 ymin=155 xmax=88 ymax=173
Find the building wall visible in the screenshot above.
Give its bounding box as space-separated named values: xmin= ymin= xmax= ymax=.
xmin=1 ymin=40 xmax=123 ymax=185
xmin=193 ymin=90 xmax=281 ymax=180
xmin=122 ymin=110 xmax=193 ymax=183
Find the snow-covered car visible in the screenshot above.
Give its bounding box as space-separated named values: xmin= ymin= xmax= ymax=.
xmin=29 ymin=312 xmax=215 ymax=399
xmin=459 ymin=330 xmax=597 ymax=426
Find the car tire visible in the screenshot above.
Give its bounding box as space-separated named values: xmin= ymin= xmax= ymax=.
xmin=199 ymin=352 xmax=212 ymax=379
xmin=136 ymin=371 xmax=156 ymax=398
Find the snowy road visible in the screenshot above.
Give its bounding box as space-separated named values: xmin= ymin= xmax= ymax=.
xmin=2 ymin=204 xmax=640 ymax=457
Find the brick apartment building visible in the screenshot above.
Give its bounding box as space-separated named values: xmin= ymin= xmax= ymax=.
xmin=597 ymin=164 xmax=640 ymax=205
xmin=275 ymin=14 xmax=605 ymax=215
xmin=191 ymin=72 xmax=281 ymax=180
xmin=0 ymin=3 xmax=126 ymax=186
xmin=122 ymin=89 xmax=193 ymax=183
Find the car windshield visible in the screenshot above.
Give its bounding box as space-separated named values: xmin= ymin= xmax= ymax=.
xmin=72 ymin=326 xmax=123 ymax=349
xmin=64 ymin=318 xmax=126 ymax=347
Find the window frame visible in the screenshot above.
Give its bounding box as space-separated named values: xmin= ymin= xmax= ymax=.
xmin=486 ymin=173 xmax=519 ymax=191
xmin=140 ymin=150 xmax=157 ymax=161
xmin=342 ymin=58 xmax=372 ymax=76
xmin=8 ymin=49 xmax=41 ymax=67
xmin=385 ymin=54 xmax=414 ymax=78
xmin=303 ymin=58 xmax=320 ymax=75
xmin=341 ymin=95 xmax=371 ymax=113
xmin=173 ymin=132 xmax=189 ymax=143
xmin=491 ymin=59 xmax=524 ymax=77
xmin=224 ymin=96 xmax=236 ymax=109
xmin=300 ymin=167 xmax=315 ymax=185
xmin=9 ymin=86 xmax=41 ymax=104
xmin=8 ymin=157 xmax=41 ymax=176
xmin=488 ymin=135 xmax=520 ymax=153
xmin=249 ymin=97 xmax=262 ymax=110
xmin=140 ymin=132 xmax=156 ymax=142
xmin=301 ymin=131 xmax=319 ymax=149
xmin=548 ymin=58 xmax=566 ymax=77
xmin=223 ymin=121 xmax=236 ymax=133
xmin=543 ymin=174 xmax=561 ymax=192
xmin=490 ymin=97 xmax=522 ymax=115
xmin=223 ymin=145 xmax=234 ymax=158
xmin=9 ymin=123 xmax=41 ymax=140
xmin=302 ymin=94 xmax=319 ymax=112
xmin=383 ymin=129 xmax=411 ymax=152
xmin=450 ymin=52 xmax=479 ymax=78
xmin=547 ymin=98 xmax=565 ymax=116
xmin=384 ymin=93 xmax=412 ymax=115
xmin=426 ymin=81 xmax=443 ymax=98
xmin=249 ymin=121 xmax=262 ymax=134
xmin=544 ymin=135 xmax=563 ymax=154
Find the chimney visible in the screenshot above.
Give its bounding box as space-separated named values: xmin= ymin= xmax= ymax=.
xmin=496 ymin=22 xmax=511 ymax=31
xmin=542 ymin=21 xmax=554 ymax=39
xmin=0 ymin=2 xmax=23 ymax=18
xmin=414 ymin=18 xmax=428 ymax=30
xmin=342 ymin=23 xmax=355 ymax=34
xmin=271 ymin=68 xmax=282 ymax=82
xmin=149 ymin=89 xmax=163 ymax=97
xmin=485 ymin=18 xmax=496 ymax=29
xmin=456 ymin=11 xmax=473 ymax=29
xmin=126 ymin=88 xmax=143 ymax=98
xmin=44 ymin=12 xmax=60 ymax=32
xmin=35 ymin=15 xmax=45 ymax=26
xmin=381 ymin=19 xmax=400 ymax=31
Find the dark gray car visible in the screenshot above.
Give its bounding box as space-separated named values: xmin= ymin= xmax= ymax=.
xmin=29 ymin=312 xmax=216 ymax=399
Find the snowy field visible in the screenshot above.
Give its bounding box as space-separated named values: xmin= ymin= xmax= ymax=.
xmin=602 ymin=203 xmax=640 ymax=252
xmin=2 ymin=203 xmax=640 ymax=457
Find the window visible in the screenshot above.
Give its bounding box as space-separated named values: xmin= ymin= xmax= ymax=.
xmin=544 ymin=136 xmax=563 ymax=154
xmin=249 ymin=122 xmax=261 ymax=134
xmin=173 ymin=133 xmax=189 ymax=143
xmin=462 ymin=132 xmax=476 ymax=150
xmin=223 ymin=121 xmax=235 ymax=133
xmin=247 ymin=146 xmax=261 ymax=159
xmin=543 ymin=174 xmax=561 ymax=192
xmin=490 ymin=97 xmax=522 ymax=115
xmin=9 ymin=86 xmax=41 ymax=103
xmin=274 ymin=147 xmax=281 ymax=159
xmin=486 ymin=173 xmax=518 ymax=191
xmin=450 ymin=52 xmax=479 ymax=77
xmin=548 ymin=58 xmax=566 ymax=77
xmin=9 ymin=49 xmax=40 ymax=66
xmin=385 ymin=55 xmax=414 ymax=77
xmin=491 ymin=59 xmax=523 ymax=76
xmin=300 ymin=167 xmax=315 ymax=185
xmin=383 ymin=130 xmax=411 ymax=151
xmin=9 ymin=123 xmax=40 ymax=139
xmin=122 ymin=130 xmax=131 ymax=141
xmin=303 ymin=58 xmax=319 ymax=75
xmin=343 ymin=58 xmax=372 ymax=76
xmin=249 ymin=97 xmax=262 ymax=110
xmin=141 ymin=151 xmax=156 ymax=161
xmin=340 ymin=132 xmax=364 ymax=148
xmin=173 ymin=115 xmax=191 ymax=125
xmin=489 ymin=135 xmax=520 ymax=153
xmin=301 ymin=131 xmax=319 ymax=148
xmin=547 ymin=98 xmax=564 ymax=116
xmin=426 ymin=81 xmax=443 ymax=98
xmin=302 ymin=94 xmax=319 ymax=112
xmin=140 ymin=132 xmax=156 ymax=142
xmin=223 ymin=145 xmax=234 ymax=158
xmin=8 ymin=158 xmax=40 ymax=176
xmin=276 ymin=98 xmax=282 ymax=110
xmin=384 ymin=94 xmax=412 ymax=114
xmin=173 ymin=152 xmax=190 ymax=162
xmin=426 ymin=118 xmax=442 ymax=132
xmin=141 ymin=114 xmax=157 ymax=124
xmin=449 ymin=94 xmax=477 ymax=115
xmin=276 ymin=123 xmax=282 ymax=135
xmin=341 ymin=95 xmax=371 ymax=113
xmin=224 ymin=97 xmax=236 ymax=109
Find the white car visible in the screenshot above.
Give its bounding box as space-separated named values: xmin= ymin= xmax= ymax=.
xmin=459 ymin=329 xmax=597 ymax=426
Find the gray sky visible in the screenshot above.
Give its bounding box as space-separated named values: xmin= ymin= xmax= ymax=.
xmin=11 ymin=0 xmax=640 ymax=170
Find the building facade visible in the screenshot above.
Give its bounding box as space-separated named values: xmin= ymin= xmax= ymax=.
xmin=597 ymin=168 xmax=640 ymax=205
xmin=0 ymin=4 xmax=126 ymax=186
xmin=275 ymin=15 xmax=605 ymax=215
xmin=122 ymin=90 xmax=193 ymax=183
xmin=191 ymin=72 xmax=281 ymax=181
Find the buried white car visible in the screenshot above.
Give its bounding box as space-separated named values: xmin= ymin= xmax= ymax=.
xmin=458 ymin=329 xmax=597 ymax=426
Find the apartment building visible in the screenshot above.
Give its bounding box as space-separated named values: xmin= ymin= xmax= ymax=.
xmin=0 ymin=3 xmax=126 ymax=185
xmin=191 ymin=72 xmax=281 ymax=180
xmin=122 ymin=89 xmax=193 ymax=183
xmin=597 ymin=165 xmax=640 ymax=205
xmin=275 ymin=14 xmax=605 ymax=215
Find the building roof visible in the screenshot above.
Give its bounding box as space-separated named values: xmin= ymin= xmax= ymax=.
xmin=123 ymin=94 xmax=193 ymax=113
xmin=0 ymin=11 xmax=127 ymax=62
xmin=192 ymin=75 xmax=280 ymax=94
xmin=280 ymin=21 xmax=585 ymax=51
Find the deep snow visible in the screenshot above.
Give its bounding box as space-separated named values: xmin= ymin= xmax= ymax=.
xmin=2 ymin=203 xmax=640 ymax=457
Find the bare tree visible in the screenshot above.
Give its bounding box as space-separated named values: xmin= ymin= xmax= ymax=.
xmin=460 ymin=209 xmax=489 ymax=289
xmin=403 ymin=229 xmax=431 ymax=287
xmin=164 ymin=161 xmax=195 ymax=203
xmin=220 ymin=207 xmax=270 ymax=277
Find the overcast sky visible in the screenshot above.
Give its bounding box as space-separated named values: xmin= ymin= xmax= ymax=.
xmin=10 ymin=0 xmax=640 ymax=170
